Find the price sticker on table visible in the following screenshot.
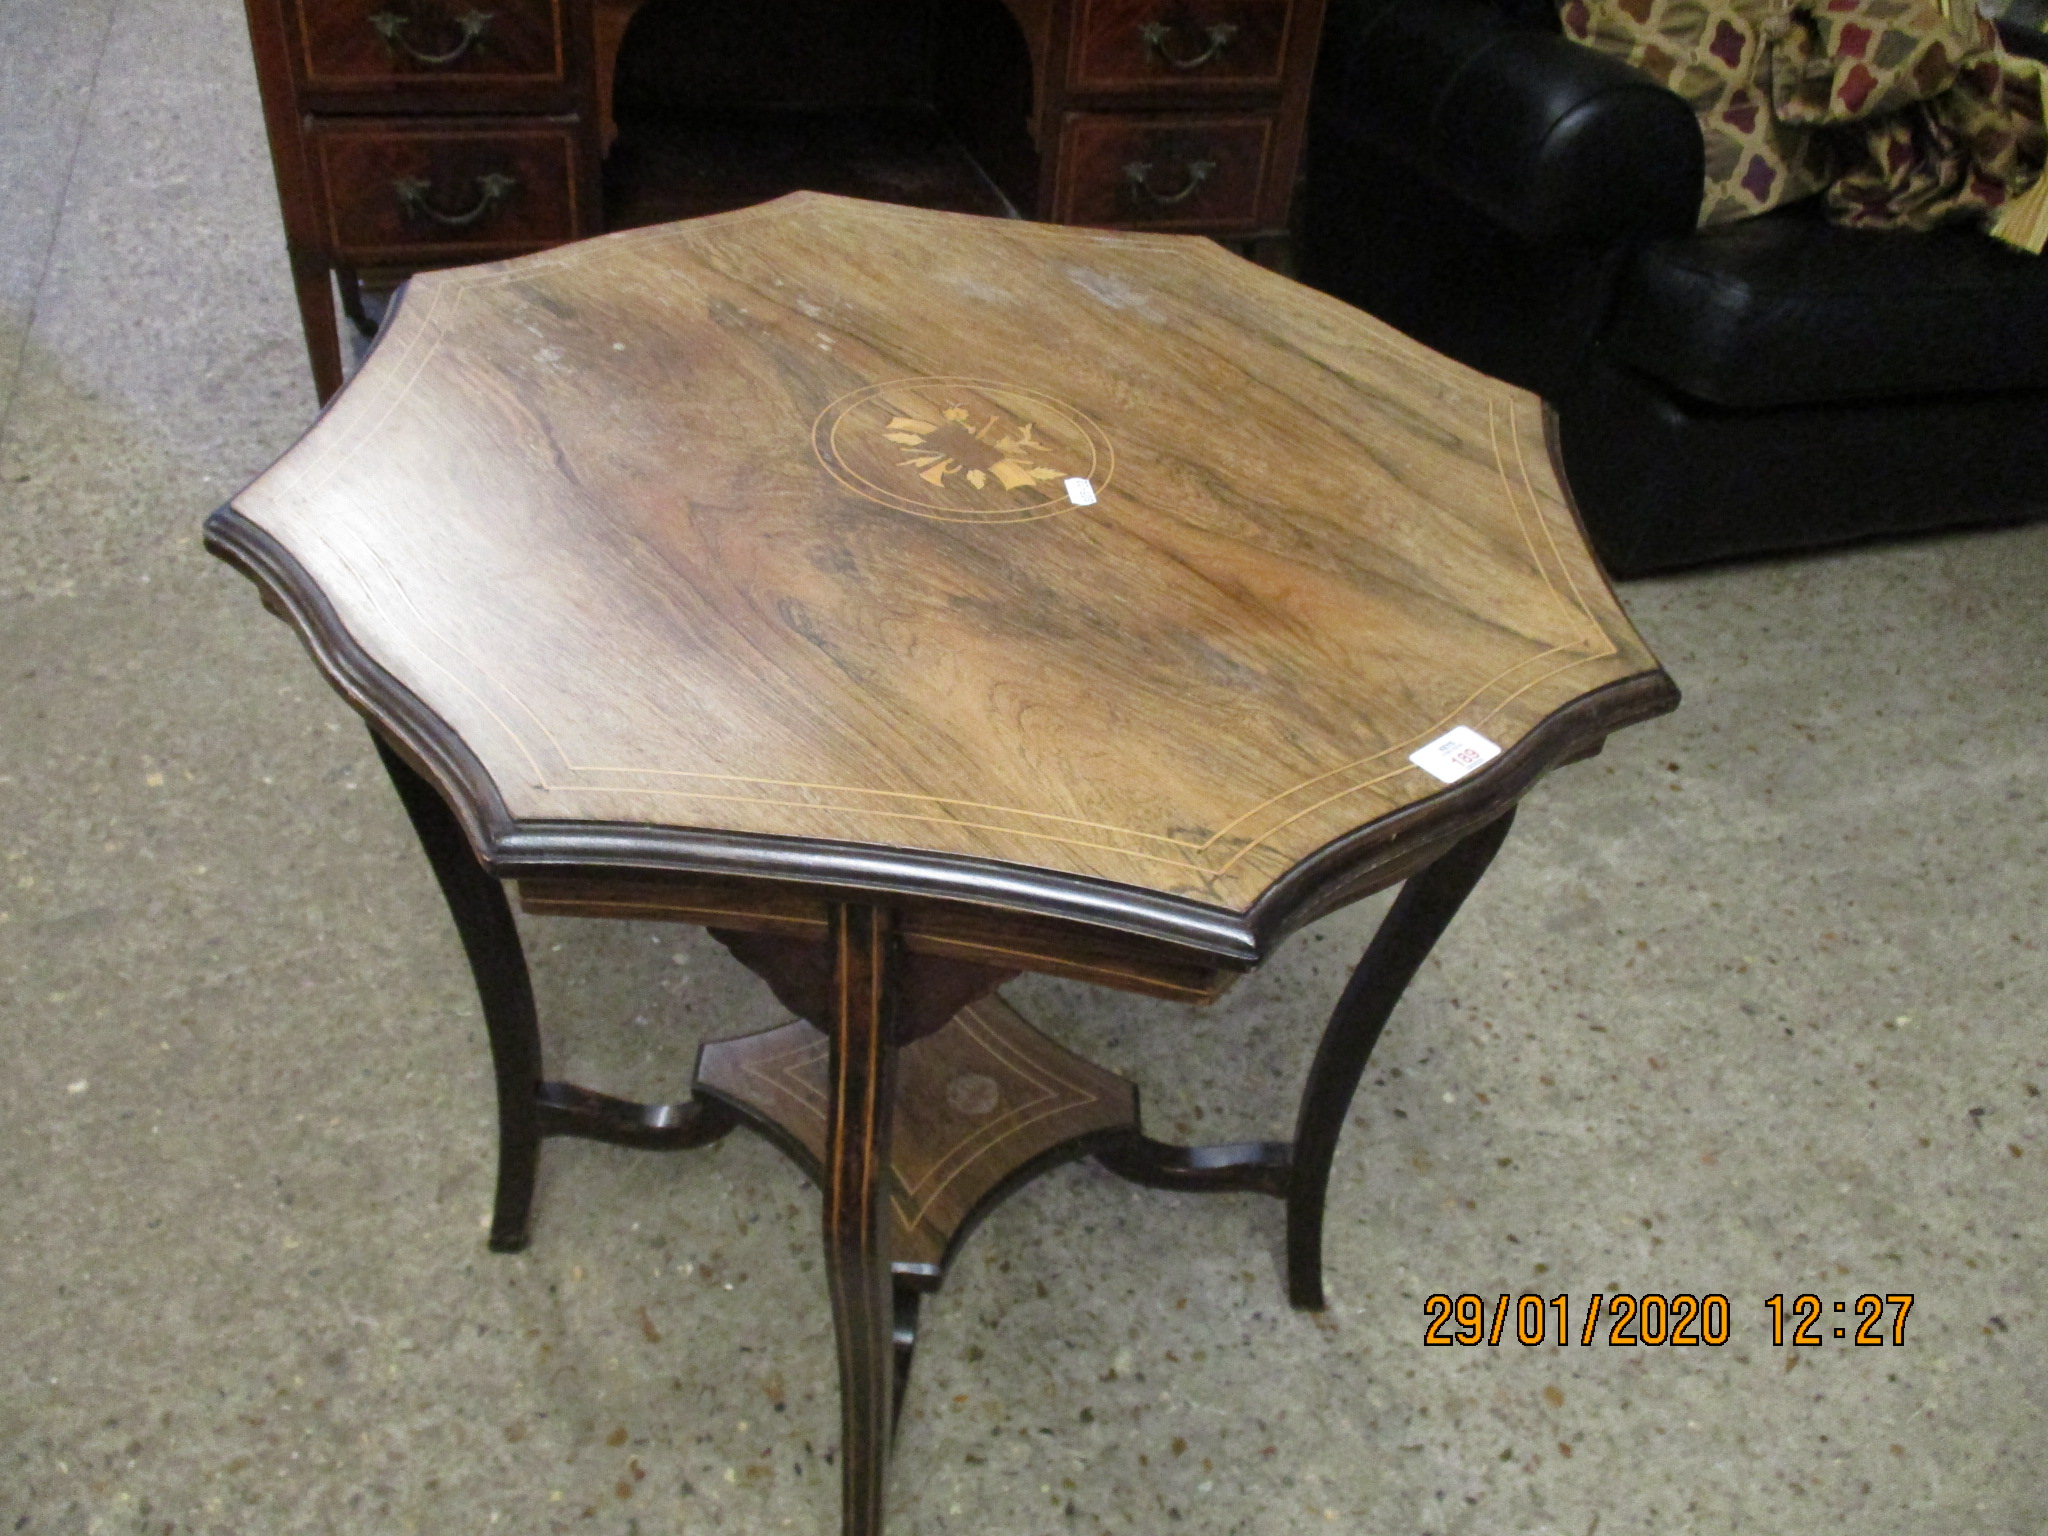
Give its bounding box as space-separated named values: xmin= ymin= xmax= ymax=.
xmin=1409 ymin=726 xmax=1502 ymax=784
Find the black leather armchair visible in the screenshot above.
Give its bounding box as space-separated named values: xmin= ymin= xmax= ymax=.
xmin=1299 ymin=0 xmax=2048 ymax=576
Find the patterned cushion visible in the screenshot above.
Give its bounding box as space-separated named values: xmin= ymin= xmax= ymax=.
xmin=1559 ymin=0 xmax=1835 ymax=223
xmin=1830 ymin=46 xmax=2047 ymax=232
xmin=1560 ymin=0 xmax=2048 ymax=235
xmin=1770 ymin=0 xmax=1977 ymax=126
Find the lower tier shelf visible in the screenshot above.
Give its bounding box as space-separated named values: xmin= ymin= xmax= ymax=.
xmin=695 ymin=995 xmax=1135 ymax=1287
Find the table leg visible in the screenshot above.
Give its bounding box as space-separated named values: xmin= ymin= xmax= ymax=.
xmin=1285 ymin=809 xmax=1517 ymax=1310
xmin=374 ymin=733 xmax=738 ymax=1250
xmin=335 ymin=266 xmax=378 ymax=340
xmin=823 ymin=903 xmax=901 ymax=1536
xmin=372 ymin=733 xmax=546 ymax=1252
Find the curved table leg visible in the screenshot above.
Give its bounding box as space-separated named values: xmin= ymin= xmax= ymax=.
xmin=823 ymin=903 xmax=901 ymax=1536
xmin=372 ymin=733 xmax=547 ymax=1252
xmin=374 ymin=734 xmax=739 ymax=1249
xmin=1285 ymin=808 xmax=1516 ymax=1310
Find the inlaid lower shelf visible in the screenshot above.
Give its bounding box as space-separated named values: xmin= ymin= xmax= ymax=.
xmin=694 ymin=995 xmax=1136 ymax=1286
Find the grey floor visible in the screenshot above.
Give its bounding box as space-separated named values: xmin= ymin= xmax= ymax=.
xmin=3 ymin=4 xmax=2045 ymax=1534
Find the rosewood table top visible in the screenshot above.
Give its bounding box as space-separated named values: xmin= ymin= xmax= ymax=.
xmin=212 ymin=192 xmax=1672 ymax=961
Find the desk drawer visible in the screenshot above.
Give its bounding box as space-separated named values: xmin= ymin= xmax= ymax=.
xmin=1068 ymin=0 xmax=1294 ymax=92
xmin=292 ymin=0 xmax=566 ymax=94
xmin=1053 ymin=113 xmax=1274 ymax=230
xmin=312 ymin=120 xmax=585 ymax=259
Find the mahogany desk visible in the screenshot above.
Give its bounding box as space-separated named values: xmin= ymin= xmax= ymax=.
xmin=206 ymin=194 xmax=1676 ymax=1536
xmin=241 ymin=0 xmax=1329 ymax=402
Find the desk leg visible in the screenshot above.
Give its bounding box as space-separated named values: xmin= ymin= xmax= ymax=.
xmin=1286 ymin=809 xmax=1517 ymax=1310
xmin=290 ymin=250 xmax=346 ymax=404
xmin=824 ymin=903 xmax=901 ymax=1536
xmin=372 ymin=734 xmax=545 ymax=1253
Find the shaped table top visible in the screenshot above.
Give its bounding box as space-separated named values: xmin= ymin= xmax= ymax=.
xmin=210 ymin=194 xmax=1674 ymax=960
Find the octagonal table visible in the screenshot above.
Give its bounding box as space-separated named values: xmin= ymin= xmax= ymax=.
xmin=207 ymin=193 xmax=1676 ymax=1536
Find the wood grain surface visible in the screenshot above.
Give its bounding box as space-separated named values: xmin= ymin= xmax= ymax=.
xmin=1068 ymin=0 xmax=1295 ymax=91
xmin=293 ymin=0 xmax=566 ymax=91
xmin=221 ymin=193 xmax=1672 ymax=923
xmin=806 ymin=903 xmax=895 ymax=1535
xmin=1052 ymin=110 xmax=1274 ymax=229
xmin=517 ymin=871 xmax=1244 ymax=1001
xmin=695 ymin=994 xmax=1138 ymax=1279
xmin=312 ymin=120 xmax=584 ymax=258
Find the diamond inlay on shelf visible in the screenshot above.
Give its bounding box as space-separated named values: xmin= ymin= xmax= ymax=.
xmin=696 ymin=994 xmax=1136 ymax=1281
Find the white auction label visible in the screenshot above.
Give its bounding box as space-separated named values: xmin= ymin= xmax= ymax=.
xmin=1064 ymin=477 xmax=1098 ymax=506
xmin=1408 ymin=726 xmax=1502 ymax=784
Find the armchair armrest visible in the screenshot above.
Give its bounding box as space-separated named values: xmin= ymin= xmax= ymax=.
xmin=1998 ymin=20 xmax=2048 ymax=64
xmin=1315 ymin=0 xmax=1704 ymax=246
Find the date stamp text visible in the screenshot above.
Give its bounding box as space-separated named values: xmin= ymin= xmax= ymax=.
xmin=1421 ymin=1292 xmax=1914 ymax=1347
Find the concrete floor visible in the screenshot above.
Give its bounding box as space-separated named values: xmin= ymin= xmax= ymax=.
xmin=3 ymin=4 xmax=2045 ymax=1533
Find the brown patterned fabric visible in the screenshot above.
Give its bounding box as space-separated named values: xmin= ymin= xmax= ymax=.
xmin=1559 ymin=0 xmax=1833 ymax=222
xmin=1827 ymin=41 xmax=2047 ymax=232
xmin=1559 ymin=0 xmax=2048 ymax=241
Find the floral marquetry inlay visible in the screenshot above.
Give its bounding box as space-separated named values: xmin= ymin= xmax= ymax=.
xmin=813 ymin=377 xmax=1114 ymax=521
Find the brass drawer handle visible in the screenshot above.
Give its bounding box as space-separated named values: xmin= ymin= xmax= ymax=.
xmin=1138 ymin=19 xmax=1238 ymax=70
xmin=368 ymin=9 xmax=495 ymax=66
xmin=392 ymin=171 xmax=519 ymax=228
xmin=1123 ymin=158 xmax=1216 ymax=207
